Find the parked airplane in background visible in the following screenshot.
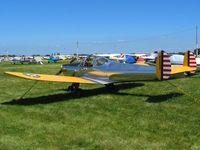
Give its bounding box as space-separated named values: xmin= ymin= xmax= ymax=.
xmin=138 ymin=52 xmax=158 ymax=63
xmin=95 ymin=53 xmax=137 ymax=64
xmin=11 ymin=56 xmax=43 ymax=64
xmin=94 ymin=53 xmax=121 ymax=59
xmin=47 ymin=56 xmax=59 ymax=63
xmin=5 ymin=51 xmax=197 ymax=92
xmin=110 ymin=54 xmax=136 ymax=63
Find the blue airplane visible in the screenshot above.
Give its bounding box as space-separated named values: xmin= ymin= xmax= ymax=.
xmin=48 ymin=56 xmax=59 ymax=63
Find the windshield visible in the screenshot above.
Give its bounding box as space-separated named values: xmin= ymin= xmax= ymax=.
xmin=93 ymin=57 xmax=110 ymax=66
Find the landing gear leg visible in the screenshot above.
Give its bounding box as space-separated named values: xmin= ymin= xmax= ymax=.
xmin=105 ymin=83 xmax=118 ymax=91
xmin=184 ymin=72 xmax=191 ymax=76
xmin=56 ymin=69 xmax=63 ymax=75
xmin=67 ymin=83 xmax=81 ymax=92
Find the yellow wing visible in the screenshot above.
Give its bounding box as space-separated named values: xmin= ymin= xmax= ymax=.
xmin=171 ymin=66 xmax=196 ymax=74
xmin=5 ymin=72 xmax=95 ymax=84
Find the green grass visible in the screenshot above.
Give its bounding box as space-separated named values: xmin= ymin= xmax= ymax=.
xmin=1 ymin=63 xmax=200 ymax=149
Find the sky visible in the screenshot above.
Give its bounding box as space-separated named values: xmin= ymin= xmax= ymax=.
xmin=0 ymin=0 xmax=200 ymax=55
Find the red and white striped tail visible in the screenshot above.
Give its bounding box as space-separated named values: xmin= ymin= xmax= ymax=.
xmin=162 ymin=52 xmax=171 ymax=80
xmin=188 ymin=52 xmax=197 ymax=68
xmin=156 ymin=51 xmax=171 ymax=80
xmin=184 ymin=51 xmax=197 ymax=69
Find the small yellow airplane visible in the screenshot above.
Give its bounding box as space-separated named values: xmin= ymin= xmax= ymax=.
xmin=5 ymin=51 xmax=197 ymax=91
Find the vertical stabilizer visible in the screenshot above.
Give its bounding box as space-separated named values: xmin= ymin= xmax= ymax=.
xmin=156 ymin=51 xmax=171 ymax=80
xmin=183 ymin=51 xmax=197 ymax=69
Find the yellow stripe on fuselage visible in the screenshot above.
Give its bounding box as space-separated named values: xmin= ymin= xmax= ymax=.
xmin=89 ymin=71 xmax=122 ymax=76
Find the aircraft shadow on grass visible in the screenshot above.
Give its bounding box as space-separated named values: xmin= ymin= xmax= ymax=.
xmin=2 ymin=82 xmax=183 ymax=106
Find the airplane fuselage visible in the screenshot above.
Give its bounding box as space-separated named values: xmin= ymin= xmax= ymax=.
xmin=62 ymin=63 xmax=157 ymax=82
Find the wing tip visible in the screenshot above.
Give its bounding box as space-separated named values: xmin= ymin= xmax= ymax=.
xmin=5 ymin=71 xmax=14 ymax=75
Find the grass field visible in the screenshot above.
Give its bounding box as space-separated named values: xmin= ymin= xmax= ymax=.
xmin=1 ymin=63 xmax=200 ymax=149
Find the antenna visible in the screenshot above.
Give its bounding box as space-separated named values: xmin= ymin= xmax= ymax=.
xmin=5 ymin=48 xmax=8 ymax=61
xmin=76 ymin=40 xmax=79 ymax=59
xmin=196 ymin=25 xmax=199 ymax=49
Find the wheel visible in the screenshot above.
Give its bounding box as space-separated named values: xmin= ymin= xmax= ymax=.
xmin=105 ymin=84 xmax=118 ymax=91
xmin=184 ymin=72 xmax=191 ymax=76
xmin=67 ymin=85 xmax=73 ymax=91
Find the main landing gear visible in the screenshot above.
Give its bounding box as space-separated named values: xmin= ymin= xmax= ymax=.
xmin=67 ymin=83 xmax=81 ymax=92
xmin=66 ymin=83 xmax=118 ymax=94
xmin=105 ymin=83 xmax=118 ymax=91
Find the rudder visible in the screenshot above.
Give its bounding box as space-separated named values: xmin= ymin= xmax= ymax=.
xmin=156 ymin=51 xmax=171 ymax=80
xmin=183 ymin=51 xmax=197 ymax=69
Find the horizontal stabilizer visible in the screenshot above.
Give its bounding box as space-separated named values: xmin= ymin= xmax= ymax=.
xmin=171 ymin=66 xmax=197 ymax=74
xmin=5 ymin=72 xmax=95 ymax=84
